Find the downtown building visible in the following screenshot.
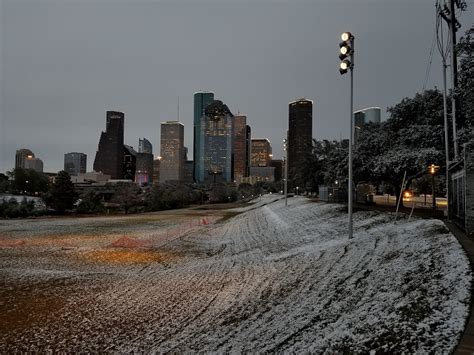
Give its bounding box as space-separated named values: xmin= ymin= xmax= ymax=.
xmin=64 ymin=152 xmax=87 ymax=176
xmin=160 ymin=121 xmax=184 ymax=183
xmin=250 ymin=138 xmax=275 ymax=183
xmin=354 ymin=107 xmax=381 ymax=145
xmin=123 ymin=145 xmax=137 ymax=181
xmin=288 ymin=98 xmax=313 ymax=181
xmin=194 ymin=92 xmax=215 ymax=183
xmin=93 ymin=111 xmax=125 ymax=179
xmin=135 ymin=138 xmax=154 ymax=185
xmin=233 ymin=114 xmax=251 ymax=180
xmin=15 ymin=149 xmax=34 ymax=169
xmin=24 ymin=156 xmax=44 ymax=173
xmin=15 ymin=149 xmax=43 ymax=173
xmin=197 ymin=100 xmax=234 ymax=184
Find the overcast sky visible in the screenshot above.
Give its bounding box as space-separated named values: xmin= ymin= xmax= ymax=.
xmin=0 ymin=0 xmax=473 ymax=173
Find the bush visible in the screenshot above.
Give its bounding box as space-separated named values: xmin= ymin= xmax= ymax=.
xmin=0 ymin=198 xmax=43 ymax=218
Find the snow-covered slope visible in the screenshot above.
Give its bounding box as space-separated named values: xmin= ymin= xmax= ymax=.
xmin=0 ymin=196 xmax=470 ymax=353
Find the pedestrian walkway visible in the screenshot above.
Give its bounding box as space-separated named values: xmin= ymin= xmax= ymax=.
xmin=445 ymin=221 xmax=474 ymax=354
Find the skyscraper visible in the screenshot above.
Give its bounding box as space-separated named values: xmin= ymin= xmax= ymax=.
xmin=135 ymin=138 xmax=154 ymax=185
xmin=200 ymin=100 xmax=234 ymax=184
xmin=233 ymin=114 xmax=249 ymax=179
xmin=64 ymin=152 xmax=87 ymax=176
xmin=194 ymin=92 xmax=214 ymax=182
xmin=251 ymin=138 xmax=272 ymax=167
xmin=288 ymin=99 xmax=313 ymax=179
xmin=93 ymin=111 xmax=125 ymax=179
xmin=15 ymin=149 xmax=34 ymax=169
xmin=123 ymin=145 xmax=137 ymax=180
xmin=160 ymin=121 xmax=184 ymax=183
xmin=138 ymin=138 xmax=153 ymax=154
xmin=24 ymin=156 xmax=44 ymax=173
xmin=354 ymin=107 xmax=381 ymax=145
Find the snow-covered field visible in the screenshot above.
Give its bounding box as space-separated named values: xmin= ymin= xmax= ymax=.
xmin=0 ymin=196 xmax=471 ymax=353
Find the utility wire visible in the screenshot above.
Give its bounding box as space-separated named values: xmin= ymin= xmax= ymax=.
xmin=422 ymin=20 xmax=438 ymax=92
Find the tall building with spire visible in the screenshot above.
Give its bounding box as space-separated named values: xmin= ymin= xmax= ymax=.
xmin=93 ymin=111 xmax=125 ymax=179
xmin=194 ymin=92 xmax=214 ymax=182
xmin=288 ymin=99 xmax=313 ymax=180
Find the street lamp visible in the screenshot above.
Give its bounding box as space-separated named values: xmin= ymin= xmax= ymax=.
xmin=339 ymin=31 xmax=355 ymax=239
xmin=429 ymin=164 xmax=440 ymax=210
xmin=296 ymin=186 xmax=299 ymax=196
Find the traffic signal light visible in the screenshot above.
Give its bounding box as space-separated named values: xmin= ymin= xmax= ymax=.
xmin=339 ymin=32 xmax=354 ymax=75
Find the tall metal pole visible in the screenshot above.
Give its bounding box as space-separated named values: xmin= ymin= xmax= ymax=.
xmin=348 ymin=39 xmax=354 ymax=239
xmin=284 ymin=154 xmax=288 ymax=206
xmin=449 ymin=0 xmax=459 ymax=160
xmin=442 ymin=60 xmax=450 ymax=218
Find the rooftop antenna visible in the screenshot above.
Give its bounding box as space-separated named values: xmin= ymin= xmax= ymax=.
xmin=177 ymin=96 xmax=180 ymax=121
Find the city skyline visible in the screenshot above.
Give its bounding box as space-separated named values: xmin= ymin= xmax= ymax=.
xmin=1 ymin=1 xmax=473 ymax=173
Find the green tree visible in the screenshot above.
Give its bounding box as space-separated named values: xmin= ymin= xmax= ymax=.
xmin=456 ymin=25 xmax=474 ymax=143
xmin=76 ymin=190 xmax=105 ymax=214
xmin=9 ymin=168 xmax=49 ymax=195
xmin=43 ymin=171 xmax=78 ymax=213
xmin=0 ymin=173 xmax=9 ymax=193
xmin=111 ymin=182 xmax=142 ymax=214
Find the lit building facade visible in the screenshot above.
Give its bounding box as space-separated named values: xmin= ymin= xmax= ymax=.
xmin=251 ymin=138 xmax=272 ymax=167
xmin=123 ymin=145 xmax=137 ymax=180
xmin=24 ymin=156 xmax=44 ymax=173
xmin=93 ymin=111 xmax=125 ymax=179
xmin=288 ymin=99 xmax=313 ymax=179
xmin=153 ymin=158 xmax=161 ymax=184
xmin=200 ymin=100 xmax=234 ymax=184
xmin=15 ymin=149 xmax=34 ymax=169
xmin=233 ymin=114 xmax=250 ymax=179
xmin=194 ymin=92 xmax=215 ymax=182
xmin=160 ymin=121 xmax=184 ymax=183
xmin=138 ymin=138 xmax=153 ymax=154
xmin=64 ymin=152 xmax=87 ymax=176
xmin=135 ymin=138 xmax=153 ymax=185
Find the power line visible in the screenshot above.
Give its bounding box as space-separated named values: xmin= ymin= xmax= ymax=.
xmin=422 ymin=18 xmax=438 ymax=92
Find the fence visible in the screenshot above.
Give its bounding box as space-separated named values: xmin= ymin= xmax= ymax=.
xmin=449 ymin=140 xmax=474 ymax=236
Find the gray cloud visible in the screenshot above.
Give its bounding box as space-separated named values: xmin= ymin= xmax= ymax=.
xmin=1 ymin=0 xmax=472 ymax=173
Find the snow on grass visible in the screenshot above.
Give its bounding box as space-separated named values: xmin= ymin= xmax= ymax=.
xmin=0 ymin=195 xmax=470 ymax=353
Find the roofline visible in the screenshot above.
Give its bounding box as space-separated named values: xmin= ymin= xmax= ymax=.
xmin=252 ymin=138 xmax=271 ymax=144
xmin=193 ymin=91 xmax=215 ymax=96
xmin=161 ymin=121 xmax=184 ymax=126
xmin=354 ymin=107 xmax=381 ymax=113
xmin=289 ymin=98 xmax=313 ymax=105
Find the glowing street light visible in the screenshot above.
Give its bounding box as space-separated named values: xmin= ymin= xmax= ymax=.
xmin=338 ymin=31 xmax=355 ymax=239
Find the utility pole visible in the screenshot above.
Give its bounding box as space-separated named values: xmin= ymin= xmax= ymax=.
xmin=449 ymin=0 xmax=459 ymax=160
xmin=439 ymin=0 xmax=462 ymax=160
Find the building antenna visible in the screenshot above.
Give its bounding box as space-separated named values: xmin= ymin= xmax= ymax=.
xmin=177 ymin=96 xmax=180 ymax=121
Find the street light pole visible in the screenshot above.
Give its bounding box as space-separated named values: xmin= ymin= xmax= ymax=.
xmin=339 ymin=31 xmax=355 ymax=239
xmin=348 ymin=47 xmax=354 ymax=239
